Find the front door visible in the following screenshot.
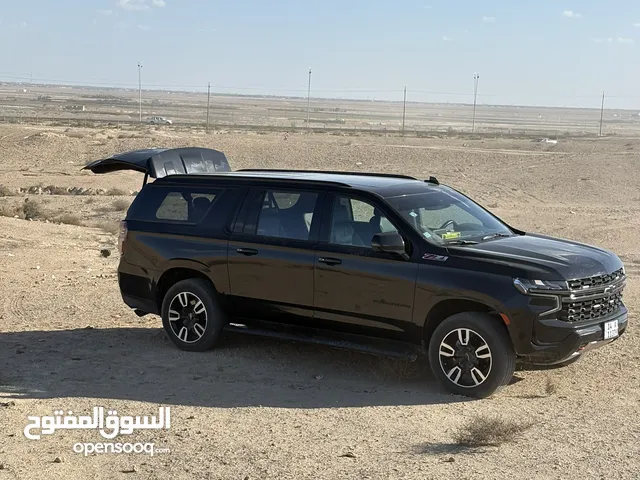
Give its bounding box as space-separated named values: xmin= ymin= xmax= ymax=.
xmin=313 ymin=193 xmax=419 ymax=341
xmin=227 ymin=187 xmax=324 ymax=324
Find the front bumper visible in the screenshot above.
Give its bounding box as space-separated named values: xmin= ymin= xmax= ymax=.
xmin=519 ymin=307 xmax=628 ymax=364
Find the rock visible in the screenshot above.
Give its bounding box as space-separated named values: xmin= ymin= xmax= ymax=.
xmin=100 ymin=249 xmax=111 ymax=258
xmin=0 ymin=463 xmax=5 ymax=470
xmin=339 ymin=452 xmax=356 ymax=458
xmin=122 ymin=466 xmax=137 ymax=473
xmin=314 ymin=375 xmax=324 ymax=380
xmin=53 ymin=456 xmax=64 ymax=463
xmin=444 ymin=457 xmax=455 ymax=463
xmin=0 ymin=401 xmax=16 ymax=407
xmin=85 ymin=325 xmax=95 ymax=329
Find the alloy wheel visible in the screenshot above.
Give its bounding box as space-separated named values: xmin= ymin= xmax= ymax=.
xmin=168 ymin=292 xmax=208 ymax=344
xmin=438 ymin=328 xmax=492 ymax=388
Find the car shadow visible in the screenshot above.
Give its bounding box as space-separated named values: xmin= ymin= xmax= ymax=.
xmin=0 ymin=327 xmax=468 ymax=408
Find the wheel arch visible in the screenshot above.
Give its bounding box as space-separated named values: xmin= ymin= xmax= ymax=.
xmin=422 ymin=298 xmax=506 ymax=346
xmin=154 ymin=260 xmax=217 ymax=312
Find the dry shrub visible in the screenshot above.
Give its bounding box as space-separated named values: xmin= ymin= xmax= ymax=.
xmin=22 ymin=200 xmax=45 ymax=220
xmin=112 ymin=198 xmax=131 ymax=212
xmin=56 ymin=214 xmax=83 ymax=226
xmin=95 ymin=220 xmax=120 ymax=235
xmin=0 ymin=185 xmax=14 ymax=197
xmin=545 ymin=377 xmax=558 ymax=396
xmin=454 ymin=415 xmax=532 ymax=447
xmin=106 ymin=188 xmax=128 ymax=196
xmin=0 ymin=203 xmax=21 ymax=218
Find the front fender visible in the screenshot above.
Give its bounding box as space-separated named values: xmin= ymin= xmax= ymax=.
xmin=413 ymin=264 xmax=530 ymax=350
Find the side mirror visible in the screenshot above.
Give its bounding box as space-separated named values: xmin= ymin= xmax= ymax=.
xmin=371 ymin=232 xmax=409 ymax=259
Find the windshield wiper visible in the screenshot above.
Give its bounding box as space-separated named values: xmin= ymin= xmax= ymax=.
xmin=445 ymin=239 xmax=479 ymax=245
xmin=481 ymin=232 xmax=512 ymax=241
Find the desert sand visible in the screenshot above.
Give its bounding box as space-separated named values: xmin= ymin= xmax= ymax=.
xmin=0 ymin=123 xmax=639 ymax=479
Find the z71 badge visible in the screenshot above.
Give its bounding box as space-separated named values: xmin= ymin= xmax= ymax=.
xmin=422 ymin=253 xmax=449 ymax=262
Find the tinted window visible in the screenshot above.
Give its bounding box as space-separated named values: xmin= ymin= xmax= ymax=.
xmin=128 ymin=186 xmax=218 ymax=223
xmin=156 ymin=192 xmax=187 ymax=220
xmin=329 ymin=196 xmax=398 ymax=247
xmin=254 ymin=190 xmax=318 ymax=241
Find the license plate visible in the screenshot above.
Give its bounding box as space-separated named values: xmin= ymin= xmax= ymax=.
xmin=604 ymin=319 xmax=619 ymax=340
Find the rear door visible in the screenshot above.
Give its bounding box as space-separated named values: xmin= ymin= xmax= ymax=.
xmin=83 ymin=147 xmax=231 ymax=178
xmin=313 ymin=192 xmax=419 ymax=341
xmin=227 ymin=186 xmax=325 ymax=324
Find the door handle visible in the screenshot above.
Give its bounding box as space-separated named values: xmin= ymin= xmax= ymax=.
xmin=236 ymin=247 xmax=259 ymax=256
xmin=318 ymin=257 xmax=342 ymax=266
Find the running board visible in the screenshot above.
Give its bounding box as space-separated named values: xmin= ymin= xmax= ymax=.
xmin=224 ymin=321 xmax=422 ymax=361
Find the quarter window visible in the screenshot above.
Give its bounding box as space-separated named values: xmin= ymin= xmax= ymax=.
xmin=127 ymin=188 xmax=218 ymax=222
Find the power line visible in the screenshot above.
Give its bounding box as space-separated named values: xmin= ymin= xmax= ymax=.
xmin=1 ymin=72 xmax=640 ymax=105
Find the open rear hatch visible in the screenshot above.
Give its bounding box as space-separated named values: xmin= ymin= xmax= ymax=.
xmin=83 ymin=147 xmax=231 ymax=185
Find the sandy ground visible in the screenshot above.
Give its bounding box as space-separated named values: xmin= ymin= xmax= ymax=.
xmin=0 ymin=124 xmax=639 ymax=479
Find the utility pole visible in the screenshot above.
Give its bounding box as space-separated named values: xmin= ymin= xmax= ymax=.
xmin=402 ymin=86 xmax=407 ymax=135
xmin=599 ymin=91 xmax=605 ymax=136
xmin=307 ymin=68 xmax=312 ymax=130
xmin=206 ymin=82 xmax=211 ymax=132
xmin=138 ymin=62 xmax=143 ymax=123
xmin=472 ymin=73 xmax=480 ymax=133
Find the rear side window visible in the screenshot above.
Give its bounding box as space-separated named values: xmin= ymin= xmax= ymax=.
xmin=241 ymin=189 xmax=320 ymax=241
xmin=128 ymin=186 xmax=219 ymax=223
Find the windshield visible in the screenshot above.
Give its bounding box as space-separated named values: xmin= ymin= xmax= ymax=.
xmin=386 ymin=187 xmax=512 ymax=245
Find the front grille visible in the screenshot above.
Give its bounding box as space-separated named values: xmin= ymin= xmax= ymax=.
xmin=559 ymin=268 xmax=626 ymax=322
xmin=567 ymin=268 xmax=624 ymax=290
xmin=558 ymin=291 xmax=624 ymax=322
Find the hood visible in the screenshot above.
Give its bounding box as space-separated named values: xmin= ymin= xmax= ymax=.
xmin=448 ymin=233 xmax=623 ymax=280
xmin=83 ymin=147 xmax=231 ymax=178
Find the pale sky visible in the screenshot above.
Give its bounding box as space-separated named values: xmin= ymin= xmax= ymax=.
xmin=1 ymin=0 xmax=640 ymax=109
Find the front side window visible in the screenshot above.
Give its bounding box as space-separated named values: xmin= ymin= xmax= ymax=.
xmin=254 ymin=190 xmax=319 ymax=241
xmin=329 ymin=196 xmax=398 ymax=247
xmin=385 ymin=186 xmax=512 ymax=245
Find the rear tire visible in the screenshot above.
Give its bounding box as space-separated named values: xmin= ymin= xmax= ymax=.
xmin=428 ymin=312 xmax=515 ymax=398
xmin=161 ymin=278 xmax=225 ymax=352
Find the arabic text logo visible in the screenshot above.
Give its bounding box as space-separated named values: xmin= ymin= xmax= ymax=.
xmin=24 ymin=406 xmax=170 ymax=440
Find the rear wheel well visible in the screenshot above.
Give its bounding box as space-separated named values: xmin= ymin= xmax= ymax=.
xmin=155 ymin=268 xmax=215 ymax=311
xmin=423 ymin=299 xmax=500 ymax=345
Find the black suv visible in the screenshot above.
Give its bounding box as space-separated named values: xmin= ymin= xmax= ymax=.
xmin=86 ymin=148 xmax=628 ymax=398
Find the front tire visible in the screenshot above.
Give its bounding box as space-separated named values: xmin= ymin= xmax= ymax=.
xmin=428 ymin=312 xmax=516 ymax=398
xmin=161 ymin=278 xmax=225 ymax=352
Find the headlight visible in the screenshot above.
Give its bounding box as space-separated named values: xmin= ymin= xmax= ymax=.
xmin=513 ymin=278 xmax=567 ymax=295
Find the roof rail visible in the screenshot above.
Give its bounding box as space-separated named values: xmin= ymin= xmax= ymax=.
xmin=237 ymin=168 xmax=418 ymax=180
